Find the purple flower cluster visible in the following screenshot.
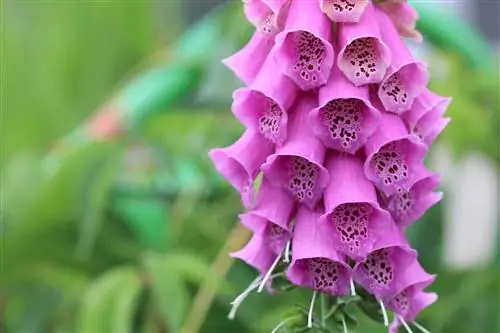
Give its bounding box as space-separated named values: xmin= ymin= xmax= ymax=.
xmin=210 ymin=1 xmax=450 ymax=331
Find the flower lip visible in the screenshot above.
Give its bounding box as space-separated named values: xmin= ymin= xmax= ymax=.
xmin=320 ymin=154 xmax=392 ymax=260
xmin=271 ymin=0 xmax=334 ymax=90
xmin=231 ymin=56 xmax=298 ymax=146
xmin=337 ymin=3 xmax=392 ymax=86
xmin=403 ymin=89 xmax=452 ymax=129
xmin=287 ymin=207 xmax=352 ymax=296
xmin=222 ymin=32 xmax=274 ymax=86
xmin=309 ymin=66 xmax=380 ymax=154
xmin=320 ymin=0 xmax=370 ymax=23
xmin=375 ymin=7 xmax=429 ymax=113
xmin=378 ymin=62 xmax=429 ymax=114
xmin=261 ymin=94 xmax=329 ymax=208
xmin=352 ymin=223 xmax=418 ymax=299
xmin=386 ymin=165 xmax=442 ymax=228
xmin=209 ymin=129 xmax=274 ymax=208
xmin=364 ymin=113 xmax=428 ymax=196
xmin=231 ymin=233 xmax=277 ymax=276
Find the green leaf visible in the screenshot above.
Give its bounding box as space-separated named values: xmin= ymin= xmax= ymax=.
xmin=142 ymin=253 xmax=190 ymax=333
xmin=356 ymin=298 xmax=385 ymax=324
xmin=76 ymin=267 xmax=142 ymax=333
xmin=76 ymin=144 xmax=123 ymax=260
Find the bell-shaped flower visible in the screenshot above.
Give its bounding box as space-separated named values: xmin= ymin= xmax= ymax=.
xmin=319 ymin=154 xmax=392 ymax=260
xmin=386 ymin=260 xmax=438 ymax=332
xmin=240 ymin=179 xmax=296 ymax=255
xmin=377 ymin=0 xmax=422 ymax=42
xmin=287 ymin=206 xmax=352 ymax=296
xmin=352 ymin=224 xmax=417 ymax=299
xmin=386 ymin=165 xmax=443 ymax=228
xmin=375 ymin=8 xmax=428 ymax=114
xmin=271 ymin=0 xmax=335 ymax=90
xmin=261 ymin=94 xmax=329 ymax=208
xmin=222 ymin=32 xmax=274 ymax=85
xmin=209 ymin=129 xmax=274 ymax=207
xmin=403 ymin=89 xmax=452 ymax=147
xmin=320 ymin=0 xmax=369 ymax=23
xmin=232 ymin=57 xmax=298 ymax=145
xmin=364 ymin=113 xmax=427 ymax=196
xmin=244 ymin=0 xmax=289 ymax=36
xmin=231 ymin=233 xmax=278 ymax=277
xmin=309 ymin=65 xmax=379 ymax=154
xmin=337 ymin=2 xmax=391 ymax=86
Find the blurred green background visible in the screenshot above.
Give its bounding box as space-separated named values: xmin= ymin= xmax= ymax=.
xmin=1 ymin=2 xmax=499 ymax=333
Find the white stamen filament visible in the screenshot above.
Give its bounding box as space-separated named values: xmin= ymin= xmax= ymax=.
xmin=379 ymin=298 xmax=389 ymax=327
xmin=270 ymin=318 xmax=293 ymax=333
xmin=230 ymin=276 xmax=262 ymax=305
xmin=399 ymin=316 xmax=414 ymax=333
xmin=307 ymin=291 xmax=318 ymax=328
xmin=283 ymin=240 xmax=291 ymax=263
xmin=413 ymin=321 xmax=432 ymax=333
xmin=341 ymin=317 xmax=349 ymax=333
xmin=257 ymin=253 xmax=282 ymax=293
xmin=228 ymin=277 xmax=262 ymax=320
xmin=349 ymin=279 xmax=356 ymax=296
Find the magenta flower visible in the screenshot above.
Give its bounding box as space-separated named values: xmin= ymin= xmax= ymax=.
xmin=309 ymin=65 xmax=379 ymax=154
xmin=386 ymin=261 xmax=437 ymax=332
xmin=271 ymin=0 xmax=335 ymax=90
xmin=319 ymin=154 xmax=392 ymax=260
xmin=404 ymin=89 xmax=452 ymax=147
xmin=287 ymin=206 xmax=352 ymax=296
xmin=232 ymin=233 xmax=278 ymax=277
xmin=337 ymin=3 xmax=391 ymax=86
xmin=209 ymin=129 xmax=274 ymax=207
xmin=376 ymin=0 xmax=422 ymax=42
xmin=240 ymin=179 xmax=295 ymax=254
xmin=232 ymin=57 xmax=298 ymax=145
xmin=320 ymin=0 xmax=369 ymax=23
xmin=222 ymin=32 xmax=274 ymax=85
xmin=352 ymin=225 xmax=417 ymax=299
xmin=376 ymin=8 xmax=428 ymax=114
xmin=386 ymin=166 xmax=443 ymax=228
xmin=213 ymin=1 xmax=447 ymax=328
xmin=364 ymin=113 xmax=427 ymax=196
xmin=244 ymin=0 xmax=289 ymax=36
xmin=261 ymin=95 xmax=329 ymax=208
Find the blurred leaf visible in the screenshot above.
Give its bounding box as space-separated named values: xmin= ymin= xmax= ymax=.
xmin=76 ymin=144 xmax=124 ymax=260
xmin=142 ymin=253 xmax=190 ymax=333
xmin=76 ymin=267 xmax=142 ymax=333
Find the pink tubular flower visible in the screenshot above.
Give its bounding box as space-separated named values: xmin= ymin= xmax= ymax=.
xmin=403 ymin=90 xmax=452 ymax=147
xmin=364 ymin=113 xmax=427 ymax=196
xmin=309 ymin=65 xmax=379 ymax=154
xmin=320 ymin=0 xmax=369 ymax=23
xmin=376 ymin=8 xmax=429 ymax=114
xmin=337 ymin=3 xmax=391 ymax=86
xmin=319 ymin=154 xmax=392 ymax=260
xmin=386 ymin=261 xmax=437 ymax=332
xmin=287 ymin=206 xmax=352 ymax=296
xmin=352 ymin=225 xmax=417 ymax=299
xmin=231 ymin=233 xmax=278 ymax=277
xmin=261 ymin=95 xmax=329 ymax=209
xmin=232 ymin=57 xmax=298 ymax=146
xmin=377 ymin=0 xmax=422 ymax=42
xmin=222 ymin=32 xmax=274 ymax=85
xmin=240 ymin=179 xmax=295 ymax=255
xmin=209 ymin=129 xmax=274 ymax=207
xmin=271 ymin=0 xmax=335 ymax=90
xmin=244 ymin=0 xmax=289 ymax=36
xmin=386 ymin=166 xmax=443 ymax=228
